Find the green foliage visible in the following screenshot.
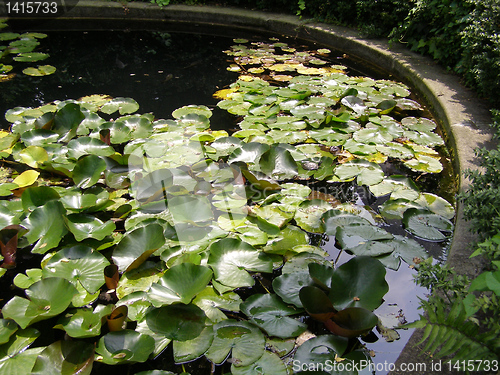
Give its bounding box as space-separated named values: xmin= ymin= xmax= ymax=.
xmin=390 ymin=0 xmax=472 ymax=67
xmin=0 ymin=36 xmax=454 ymax=373
xmin=459 ymin=111 xmax=500 ymax=239
xmin=460 ymin=0 xmax=500 ymax=105
xmin=407 ymin=298 xmax=499 ymax=368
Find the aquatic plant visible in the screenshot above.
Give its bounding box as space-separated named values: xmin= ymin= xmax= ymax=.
xmin=0 ymin=37 xmax=454 ymax=374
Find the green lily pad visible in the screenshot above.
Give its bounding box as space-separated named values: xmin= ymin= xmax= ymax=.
xmin=272 ymin=272 xmax=314 ymax=308
xmin=0 ymin=328 xmax=43 ymax=375
xmin=336 ymin=224 xmax=393 ymax=250
xmin=192 ymin=286 xmax=242 ymax=323
xmin=404 ymin=155 xmax=443 ymax=173
xmin=72 ymin=155 xmax=107 ymax=188
xmin=2 ymin=278 xmax=78 ymax=329
xmin=240 ymin=293 xmax=307 ymax=338
xmin=17 ymin=146 xmax=48 ymax=168
xmin=13 ymin=52 xmax=49 ymax=62
xmin=54 ymin=305 xmax=113 ymax=338
xmin=414 ymin=193 xmax=455 ymax=219
xmin=65 ymin=214 xmax=115 ymax=242
xmin=22 ymin=200 xmax=68 ymax=254
xmin=334 ymin=160 xmax=384 ymax=186
xmin=112 ymin=223 xmax=166 ymax=272
xmin=205 ymin=320 xmax=265 ymax=367
xmin=326 ymin=307 xmax=379 ymax=338
xmin=67 ymin=137 xmax=115 ymax=159
xmin=148 ymin=263 xmax=213 ymax=306
xmin=173 ymin=326 xmax=214 ymax=364
xmin=22 ymin=65 xmax=56 ymax=76
xmin=294 ymin=199 xmax=332 ymax=233
xmin=42 ymin=245 xmax=110 ymax=294
xmin=168 ymin=195 xmax=213 ymax=225
xmin=293 ymin=335 xmax=348 ymax=372
xmin=31 ymin=341 xmax=94 ymax=375
xmin=402 ymin=208 xmax=454 ymax=242
xmin=329 ymin=256 xmax=388 ymax=311
xmin=231 ymin=351 xmax=288 ymax=375
xmin=95 ymin=330 xmax=155 ymax=365
xmin=259 ymin=145 xmax=298 ymax=179
xmin=145 ymin=304 xmax=207 ymax=341
xmin=322 ymin=209 xmax=372 ymax=236
xmin=0 ymin=320 xmax=18 ymax=345
xmin=208 ymin=238 xmax=273 ymax=288
xmin=100 ymin=97 xmax=139 ymax=115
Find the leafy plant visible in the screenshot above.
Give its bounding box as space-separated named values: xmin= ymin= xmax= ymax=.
xmin=0 ymin=35 xmax=455 ymax=373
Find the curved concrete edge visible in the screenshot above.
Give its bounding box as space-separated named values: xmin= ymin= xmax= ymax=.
xmin=6 ymin=2 xmax=496 ymax=372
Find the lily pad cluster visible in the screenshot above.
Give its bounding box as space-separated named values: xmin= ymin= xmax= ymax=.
xmin=0 ymin=20 xmax=55 ymax=81
xmin=0 ymin=37 xmax=455 ymax=374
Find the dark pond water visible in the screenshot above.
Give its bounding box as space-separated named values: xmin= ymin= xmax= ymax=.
xmin=0 ymin=24 xmax=453 ymax=375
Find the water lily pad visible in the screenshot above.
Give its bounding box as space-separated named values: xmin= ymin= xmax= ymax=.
xmin=369 ymin=175 xmax=419 ymax=200
xmin=241 ymin=293 xmax=307 ymax=338
xmin=42 ymin=245 xmax=110 ymax=293
xmin=334 ymin=160 xmax=384 ymax=186
xmin=205 ymin=320 xmax=265 ymax=367
xmin=168 ymin=195 xmax=213 ymax=225
xmin=402 ymin=208 xmax=454 ymax=241
xmin=322 ymin=209 xmax=372 ymax=236
xmin=404 ymin=155 xmax=443 ymax=173
xmin=54 ymin=305 xmax=113 ymax=338
xmin=231 ymin=351 xmax=288 ymax=375
xmin=112 ymin=223 xmax=166 ymax=272
xmin=329 ymin=256 xmax=388 ymax=311
xmin=414 ymin=192 xmax=455 ymax=219
xmin=67 ymin=137 xmax=115 ymax=159
xmin=30 ymin=340 xmax=94 ymax=375
xmin=17 ymin=146 xmax=48 ymax=168
xmin=95 ymin=330 xmax=155 ymax=364
xmin=0 ymin=328 xmax=43 ymax=375
xmin=208 ymin=238 xmax=273 ymax=288
xmin=13 ymin=52 xmax=49 ymax=62
xmin=22 ymin=65 xmax=56 ymax=76
xmin=12 ymin=170 xmax=39 ymax=188
xmin=193 ymin=286 xmax=242 ymax=323
xmin=100 ymin=97 xmax=139 ymax=115
xmin=22 ymin=200 xmax=68 ymax=253
xmin=2 ymin=278 xmax=78 ymax=329
xmin=293 ymin=335 xmax=348 ymax=373
xmin=259 ymin=145 xmax=298 ymax=179
xmin=173 ymin=326 xmax=214 ymax=363
xmin=145 ymin=304 xmax=206 ymax=341
xmin=272 ymin=272 xmax=314 ymax=308
xmin=148 ymin=263 xmax=213 ymax=306
xmin=294 ymin=199 xmax=332 ymax=233
xmin=72 ymin=154 xmax=107 ymax=188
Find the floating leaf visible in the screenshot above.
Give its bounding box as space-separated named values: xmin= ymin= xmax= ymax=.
xmin=241 ymin=293 xmax=307 ymax=338
xmin=42 ymin=245 xmax=110 ymax=294
xmin=65 ymin=214 xmax=116 ymax=242
xmin=329 ymin=256 xmax=388 ymax=311
xmin=112 ymin=223 xmax=166 ymax=272
xmin=205 ymin=320 xmax=265 ymax=367
xmin=100 ymin=97 xmax=139 ymax=115
xmin=95 ymin=330 xmax=155 ymax=365
xmin=259 ymin=145 xmax=298 ymax=179
xmin=22 ymin=200 xmax=68 ymax=253
xmin=22 ymin=65 xmax=56 ymax=76
xmin=208 ymin=238 xmax=273 ymax=288
xmin=334 ymin=160 xmax=384 ymax=186
xmin=31 ymin=340 xmax=94 ymax=375
xmin=231 ymin=351 xmax=288 ymax=375
xmin=13 ymin=52 xmax=49 ymax=62
xmin=55 ymin=305 xmax=113 ymax=338
xmin=148 ymin=263 xmax=213 ymax=306
xmin=2 ymin=278 xmax=78 ymax=329
xmin=145 ymin=304 xmax=206 ymax=341
xmin=12 ymin=170 xmax=39 ymax=188
xmin=402 ymin=208 xmax=453 ymax=242
xmin=272 ymin=272 xmax=314 ymax=308
xmin=0 ymin=328 xmax=43 ymax=375
xmin=72 ymin=155 xmax=107 ymax=188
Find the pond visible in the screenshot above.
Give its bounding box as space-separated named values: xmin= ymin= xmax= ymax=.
xmin=0 ymin=20 xmax=456 ymax=375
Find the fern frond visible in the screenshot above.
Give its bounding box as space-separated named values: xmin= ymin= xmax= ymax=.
xmin=411 ymin=298 xmax=498 ymax=362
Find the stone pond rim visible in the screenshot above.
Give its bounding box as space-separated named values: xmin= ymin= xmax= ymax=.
xmin=2 ymin=1 xmax=495 ymax=373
